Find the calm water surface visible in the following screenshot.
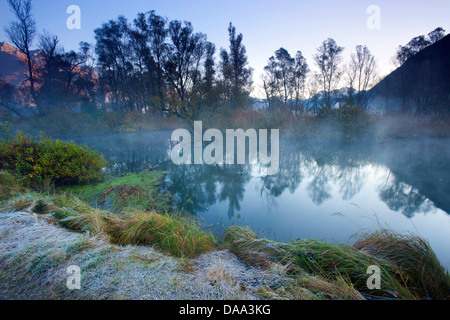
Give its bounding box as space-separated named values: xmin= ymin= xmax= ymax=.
xmin=72 ymin=132 xmax=450 ymax=270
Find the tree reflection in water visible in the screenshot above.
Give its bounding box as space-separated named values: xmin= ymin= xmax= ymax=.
xmin=71 ymin=133 xmax=450 ymax=221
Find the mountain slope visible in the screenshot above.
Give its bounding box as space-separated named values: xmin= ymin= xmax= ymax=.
xmin=0 ymin=41 xmax=41 ymax=87
xmin=370 ymin=35 xmax=450 ymax=114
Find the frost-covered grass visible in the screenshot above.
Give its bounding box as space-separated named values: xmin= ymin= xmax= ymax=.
xmin=0 ymin=210 xmax=277 ymax=300
xmin=0 ymin=170 xmax=28 ymax=201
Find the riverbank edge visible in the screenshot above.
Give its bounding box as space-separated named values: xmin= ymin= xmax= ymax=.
xmin=1 ymin=188 xmax=449 ymax=300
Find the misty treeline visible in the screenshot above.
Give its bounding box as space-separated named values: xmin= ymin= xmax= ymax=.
xmin=0 ymin=0 xmax=448 ymax=127
xmin=2 ymin=0 xmax=254 ymax=120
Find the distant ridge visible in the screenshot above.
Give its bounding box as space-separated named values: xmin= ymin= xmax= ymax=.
xmin=370 ymin=35 xmax=450 ymax=114
xmin=0 ymin=41 xmax=41 ymax=86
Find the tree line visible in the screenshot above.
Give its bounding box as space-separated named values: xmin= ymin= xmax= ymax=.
xmin=1 ymin=0 xmax=447 ymax=121
xmin=2 ymin=0 xmax=254 ymax=119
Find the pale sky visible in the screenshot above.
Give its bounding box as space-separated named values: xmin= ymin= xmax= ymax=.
xmin=1 ymin=0 xmax=449 ymax=97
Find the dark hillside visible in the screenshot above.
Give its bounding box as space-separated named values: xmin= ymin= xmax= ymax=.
xmin=371 ymin=35 xmax=450 ymax=114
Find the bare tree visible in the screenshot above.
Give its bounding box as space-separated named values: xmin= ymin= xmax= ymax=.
xmin=292 ymin=51 xmax=309 ymax=116
xmin=4 ymin=0 xmax=37 ymax=102
xmin=306 ymin=73 xmax=322 ymax=115
xmin=345 ymin=45 xmax=378 ymax=108
xmin=314 ymin=38 xmax=344 ymax=108
xmin=38 ymin=32 xmax=62 ymax=93
xmin=262 ymin=48 xmax=309 ymax=116
xmin=220 ymin=23 xmax=253 ymax=110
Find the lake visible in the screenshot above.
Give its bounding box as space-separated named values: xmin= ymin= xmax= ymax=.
xmin=72 ymin=131 xmax=450 ymax=270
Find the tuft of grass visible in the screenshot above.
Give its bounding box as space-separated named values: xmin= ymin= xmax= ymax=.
xmin=259 ymin=274 xmax=365 ymax=300
xmin=65 ymin=237 xmax=96 ymax=255
xmin=224 ymin=226 xmax=447 ymax=300
xmin=50 ymin=193 xmax=216 ymax=258
xmin=109 ymin=209 xmax=216 ymax=259
xmin=51 ymin=194 xmax=112 ymax=236
xmin=354 ymin=229 xmax=450 ymax=300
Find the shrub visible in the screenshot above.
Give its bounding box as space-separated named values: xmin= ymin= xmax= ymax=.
xmin=0 ymin=133 xmax=107 ymax=188
xmin=0 ymin=170 xmax=27 ymax=200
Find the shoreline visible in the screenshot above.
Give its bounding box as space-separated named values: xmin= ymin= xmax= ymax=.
xmin=1 ymin=194 xmax=449 ymax=300
xmin=0 ymin=165 xmax=449 ymax=300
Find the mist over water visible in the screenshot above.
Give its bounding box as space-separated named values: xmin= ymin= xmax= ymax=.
xmin=70 ymin=131 xmax=450 ymax=270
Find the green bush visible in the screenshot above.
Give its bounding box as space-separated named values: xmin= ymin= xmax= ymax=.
xmin=0 ymin=133 xmax=107 ymax=188
xmin=0 ymin=170 xmax=27 ymax=200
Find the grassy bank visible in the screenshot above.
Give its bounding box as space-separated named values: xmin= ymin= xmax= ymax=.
xmin=1 ymin=192 xmax=215 ymax=259
xmin=224 ymin=226 xmax=450 ymax=300
xmin=64 ymin=171 xmax=172 ymax=213
xmin=1 ymin=170 xmax=449 ymax=300
xmin=0 ymin=210 xmax=275 ymax=300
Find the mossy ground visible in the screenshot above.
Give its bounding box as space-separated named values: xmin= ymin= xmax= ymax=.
xmin=64 ymin=171 xmax=172 ymax=213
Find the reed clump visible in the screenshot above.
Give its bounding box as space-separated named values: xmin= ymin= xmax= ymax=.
xmin=50 ymin=194 xmax=215 ymax=258
xmin=354 ymin=229 xmax=450 ymax=299
xmin=224 ymin=226 xmax=450 ymax=300
xmin=108 ymin=210 xmax=216 ymax=259
xmin=259 ymin=274 xmax=365 ymax=300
